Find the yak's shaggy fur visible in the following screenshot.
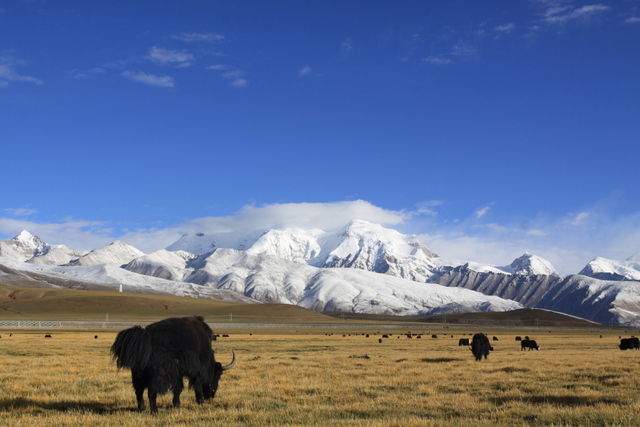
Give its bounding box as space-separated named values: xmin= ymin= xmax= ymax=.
xmin=471 ymin=333 xmax=493 ymax=361
xmin=111 ymin=316 xmax=235 ymax=413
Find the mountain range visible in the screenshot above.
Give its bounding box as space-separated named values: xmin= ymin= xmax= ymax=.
xmin=1 ymin=221 xmax=639 ymax=325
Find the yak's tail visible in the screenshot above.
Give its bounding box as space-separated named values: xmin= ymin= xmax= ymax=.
xmin=110 ymin=325 xmax=152 ymax=372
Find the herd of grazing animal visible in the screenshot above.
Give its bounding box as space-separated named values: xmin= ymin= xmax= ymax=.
xmin=6 ymin=315 xmax=640 ymax=414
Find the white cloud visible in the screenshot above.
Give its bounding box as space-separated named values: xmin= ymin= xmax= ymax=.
xmin=341 ymin=38 xmax=353 ymax=56
xmin=475 ymin=205 xmax=491 ymax=218
xmin=3 ymin=208 xmax=38 ymax=217
xmin=172 ymin=32 xmax=225 ymax=43
xmin=423 ymin=56 xmax=453 ymax=65
xmin=229 ymin=78 xmax=248 ymax=87
xmin=474 ymin=223 xmax=509 ymax=233
xmin=569 ymin=211 xmax=590 ymax=226
xmin=299 ymin=65 xmax=312 ymax=76
xmin=183 ymin=200 xmax=410 ymax=236
xmin=0 ymin=55 xmax=43 ymax=87
xmin=527 ymin=229 xmax=549 ymax=236
xmin=122 ymin=71 xmax=175 ymax=87
xmin=3 ymin=199 xmax=639 ymax=277
xmin=494 ymin=23 xmax=516 ymax=33
xmin=147 ymin=47 xmax=195 ymax=68
xmin=542 ymin=4 xmax=610 ymax=24
xmin=208 ymin=66 xmax=248 ymax=87
xmin=625 ymin=16 xmax=640 ymax=24
xmin=223 ymin=70 xmax=245 ymax=79
xmin=451 ymin=40 xmax=478 ymax=58
xmin=417 ymin=201 xmax=444 ymax=216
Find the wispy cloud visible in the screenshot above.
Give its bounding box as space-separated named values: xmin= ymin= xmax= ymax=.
xmin=341 ymin=38 xmax=353 ymax=57
xmin=229 ymin=77 xmax=248 ymax=87
xmin=540 ymin=3 xmax=611 ymax=25
xmin=495 ymin=23 xmax=516 ymax=33
xmin=625 ymin=16 xmax=640 ymax=24
xmin=206 ymin=64 xmax=228 ymax=71
xmin=208 ymin=65 xmax=248 ymax=87
xmin=568 ymin=211 xmax=590 ymax=226
xmin=417 ymin=201 xmax=444 ymax=216
xmin=299 ymin=65 xmax=312 ymax=76
xmin=122 ymin=70 xmax=175 ymax=87
xmin=3 ymin=208 xmax=38 ymax=217
xmin=171 ymin=32 xmax=225 ymax=43
xmin=0 ymin=55 xmax=43 ymax=87
xmin=423 ymin=56 xmax=453 ymax=65
xmin=475 ymin=205 xmax=492 ymax=219
xmin=147 ymin=47 xmax=195 ymax=68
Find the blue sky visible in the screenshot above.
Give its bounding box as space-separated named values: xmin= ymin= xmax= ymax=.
xmin=1 ymin=1 xmax=639 ymax=274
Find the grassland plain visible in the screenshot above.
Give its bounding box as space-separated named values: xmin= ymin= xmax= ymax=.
xmin=2 ymin=328 xmax=640 ymax=426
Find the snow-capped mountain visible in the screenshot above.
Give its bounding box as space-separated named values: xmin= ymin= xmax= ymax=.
xmin=0 ymin=230 xmax=85 ymax=264
xmin=0 ymin=228 xmax=523 ymax=316
xmin=579 ymin=255 xmax=640 ymax=281
xmin=462 ymin=253 xmax=559 ymax=276
xmin=132 ymin=247 xmax=521 ymax=314
xmin=0 ymin=230 xmax=48 ymax=261
xmin=1 ymin=225 xmax=640 ymax=325
xmin=0 ymin=256 xmax=258 ymax=303
xmin=169 ymin=220 xmax=446 ymax=282
xmin=67 ymin=240 xmax=145 ymax=267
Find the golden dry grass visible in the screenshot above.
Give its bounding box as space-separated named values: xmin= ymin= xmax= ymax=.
xmin=1 ymin=328 xmax=640 ymax=426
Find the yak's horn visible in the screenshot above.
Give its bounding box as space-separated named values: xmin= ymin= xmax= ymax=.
xmin=221 ymin=349 xmax=236 ymax=371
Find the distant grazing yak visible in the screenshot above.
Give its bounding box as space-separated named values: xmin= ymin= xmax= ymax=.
xmin=471 ymin=333 xmax=493 ymax=361
xmin=619 ymin=337 xmax=640 ymax=350
xmin=458 ymin=338 xmax=470 ymax=346
xmin=521 ymin=339 xmax=540 ymax=351
xmin=110 ymin=316 xmax=236 ymax=413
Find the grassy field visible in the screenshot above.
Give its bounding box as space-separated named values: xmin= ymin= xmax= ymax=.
xmin=2 ymin=327 xmax=640 ymax=426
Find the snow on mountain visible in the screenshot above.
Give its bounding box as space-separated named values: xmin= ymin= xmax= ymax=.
xmin=67 ymin=240 xmax=145 ymax=267
xmin=0 ymin=256 xmax=258 ymax=303
xmin=5 ymin=227 xmax=640 ymax=325
xmin=463 ymin=253 xmax=559 ymax=276
xmin=506 ymin=253 xmax=560 ymax=276
xmin=166 ymin=230 xmax=266 ymax=254
xmin=27 ymin=245 xmax=86 ymax=265
xmin=0 ymin=230 xmax=48 ymax=261
xmin=535 ymin=275 xmax=640 ymax=326
xmin=434 ymin=263 xmax=640 ymax=325
xmin=167 ymin=220 xmax=447 ymax=282
xmin=123 ymin=250 xmax=196 ymax=281
xmin=579 ymin=256 xmax=640 ymax=281
xmin=128 ymin=247 xmax=522 ymax=315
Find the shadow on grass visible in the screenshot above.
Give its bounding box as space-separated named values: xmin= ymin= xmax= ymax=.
xmin=488 ymin=395 xmax=623 ymax=407
xmin=0 ymin=397 xmax=138 ymax=414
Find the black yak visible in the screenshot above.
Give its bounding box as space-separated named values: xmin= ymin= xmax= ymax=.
xmin=110 ymin=316 xmax=236 ymax=413
xmin=471 ymin=333 xmax=493 ymax=361
xmin=521 ymin=339 xmax=540 ymax=350
xmin=619 ymin=337 xmax=640 ymax=350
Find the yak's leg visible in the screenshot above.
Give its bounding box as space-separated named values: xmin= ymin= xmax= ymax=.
xmin=172 ymin=379 xmax=184 ymax=408
xmin=148 ymin=389 xmax=159 ymax=414
xmin=193 ymin=379 xmax=205 ymax=404
xmin=132 ymin=372 xmax=146 ymax=412
xmin=135 ymin=388 xmax=146 ymax=412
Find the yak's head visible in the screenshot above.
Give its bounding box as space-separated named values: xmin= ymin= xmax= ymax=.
xmin=204 ymin=349 xmax=236 ymax=400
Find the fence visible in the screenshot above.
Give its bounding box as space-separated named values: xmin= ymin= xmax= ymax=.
xmin=0 ymin=319 xmax=614 ymax=332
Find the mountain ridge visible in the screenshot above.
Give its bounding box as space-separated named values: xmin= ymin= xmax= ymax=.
xmin=1 ymin=224 xmax=639 ymax=325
